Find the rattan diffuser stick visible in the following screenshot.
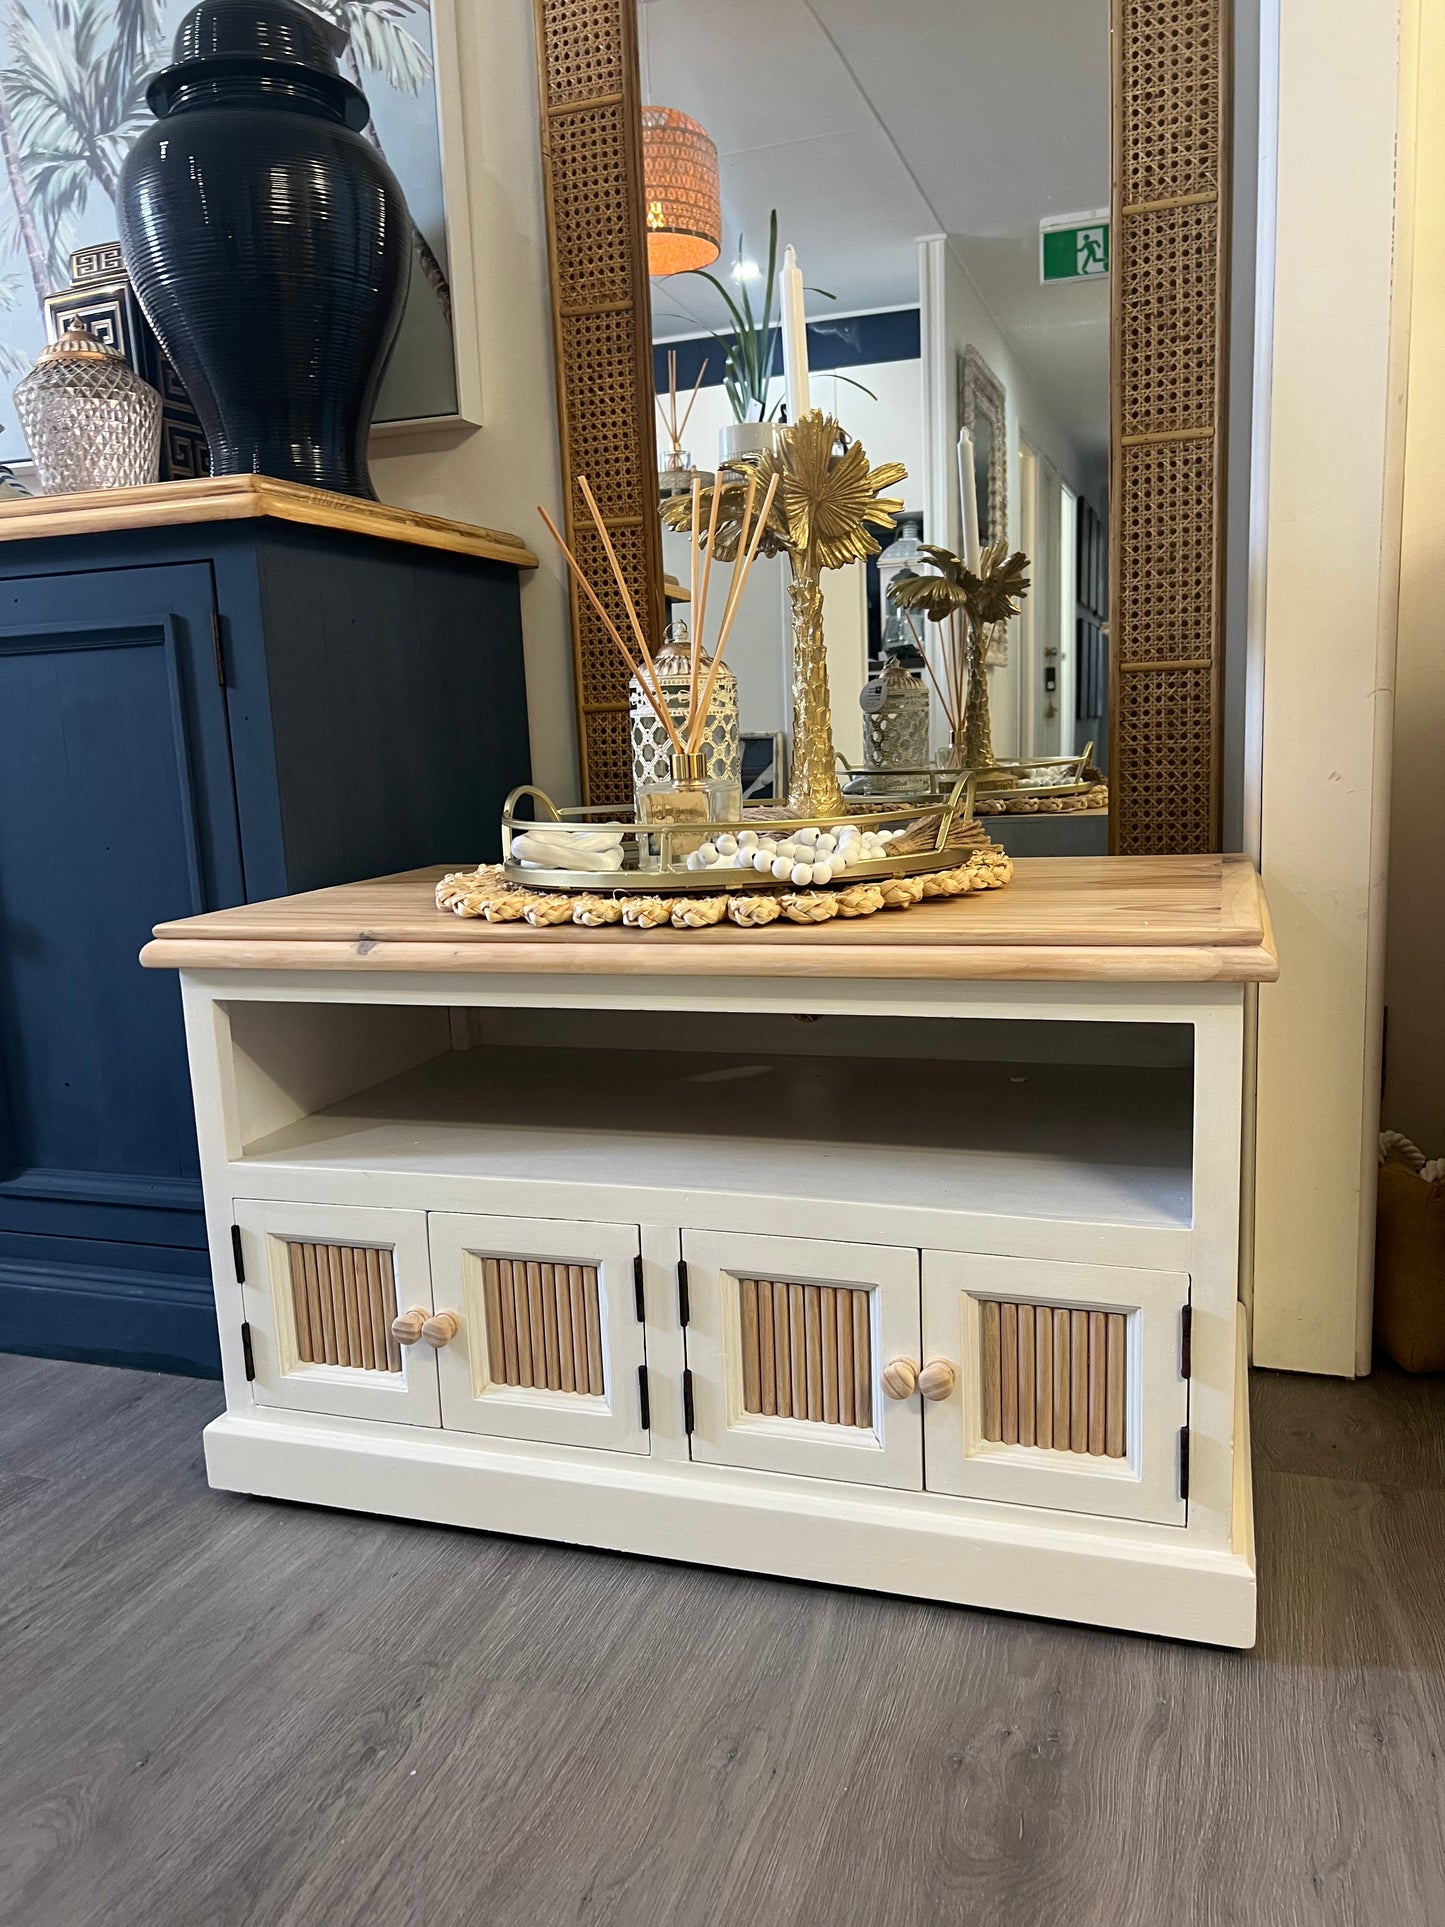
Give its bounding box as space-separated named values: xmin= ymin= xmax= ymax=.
xmin=688 ymin=471 xmax=775 ymax=755
xmin=656 ymin=348 xmax=706 ymax=457
xmin=538 ymin=468 xmax=778 ymax=766
xmin=577 ymin=475 xmax=670 ymax=709
xmin=688 ymin=471 xmax=724 ymax=740
xmin=536 ymin=503 xmax=684 ymax=754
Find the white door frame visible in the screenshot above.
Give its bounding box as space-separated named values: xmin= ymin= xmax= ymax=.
xmin=1250 ymin=0 xmax=1409 ymax=1374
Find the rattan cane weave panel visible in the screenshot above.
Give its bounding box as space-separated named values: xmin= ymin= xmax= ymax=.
xmin=535 ymin=0 xmax=664 ymax=807
xmin=549 ymin=106 xmax=635 ymax=310
xmin=1114 ymin=664 xmax=1214 ymax=853
xmin=1118 ymin=0 xmax=1222 ymax=205
xmin=539 ymin=0 xmax=625 ymax=105
xmin=1115 ymin=438 xmax=1215 ymax=663
xmin=1110 ymin=0 xmax=1228 ymax=853
xmin=580 ymin=706 xmax=635 ymax=788
xmin=572 ymin=520 xmax=649 ymax=705
xmin=1117 ymin=201 xmax=1218 ymax=437
xmin=560 ymin=310 xmax=647 ymax=514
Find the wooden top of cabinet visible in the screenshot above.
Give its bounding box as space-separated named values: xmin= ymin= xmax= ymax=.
xmin=142 ymin=854 xmax=1278 ymax=983
xmin=0 ymin=475 xmax=539 ymax=567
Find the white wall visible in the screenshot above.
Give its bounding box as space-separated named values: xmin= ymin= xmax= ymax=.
xmin=1251 ymin=0 xmax=1407 ymax=1376
xmin=923 ymin=235 xmax=1102 ymax=763
xmin=1382 ymin=0 xmax=1445 ymax=1158
xmin=367 ymin=0 xmax=575 ymax=802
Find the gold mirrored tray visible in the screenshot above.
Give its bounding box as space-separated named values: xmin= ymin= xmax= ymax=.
xmin=500 ymin=774 xmax=983 ymax=894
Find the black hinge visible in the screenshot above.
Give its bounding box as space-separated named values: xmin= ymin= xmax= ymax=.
xmin=240 ymin=1320 xmax=256 ymax=1381
xmin=230 ymin=1223 xmax=245 ymax=1283
xmin=676 ymin=1257 xmax=691 ymax=1326
xmin=1178 ymin=1424 xmax=1191 ymax=1502
xmin=633 ymin=1252 xmax=645 ymax=1322
xmin=211 ymin=611 xmax=226 ymax=687
xmin=1179 ymin=1304 xmax=1193 ymax=1379
xmin=637 ymin=1364 xmax=651 ymax=1430
xmin=682 ymin=1367 xmax=695 ymax=1435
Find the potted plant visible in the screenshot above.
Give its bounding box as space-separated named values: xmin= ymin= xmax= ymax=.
xmin=667 ymin=211 xmax=873 ymax=472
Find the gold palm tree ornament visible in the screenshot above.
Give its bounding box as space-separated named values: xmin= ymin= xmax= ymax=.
xmin=889 ymin=537 xmax=1031 ymax=783
xmin=665 ymin=409 xmax=906 ymax=816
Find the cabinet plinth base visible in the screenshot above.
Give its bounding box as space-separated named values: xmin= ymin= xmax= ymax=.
xmin=202 ymin=1344 xmax=1256 ymax=1649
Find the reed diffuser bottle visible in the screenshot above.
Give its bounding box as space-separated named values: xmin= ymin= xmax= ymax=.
xmin=540 ymin=465 xmax=775 ymax=869
xmin=637 ymin=747 xmax=742 ymax=861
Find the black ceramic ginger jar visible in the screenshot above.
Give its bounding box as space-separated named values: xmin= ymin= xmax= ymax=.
xmin=118 ymin=0 xmax=412 ymax=500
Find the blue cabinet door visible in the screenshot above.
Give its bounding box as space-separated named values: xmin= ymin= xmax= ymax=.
xmin=0 ymin=563 xmax=242 ymax=1369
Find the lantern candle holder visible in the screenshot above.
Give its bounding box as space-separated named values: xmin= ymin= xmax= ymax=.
xmin=861 ymin=657 xmax=931 ymax=792
xmin=14 ymin=323 xmax=162 ymax=495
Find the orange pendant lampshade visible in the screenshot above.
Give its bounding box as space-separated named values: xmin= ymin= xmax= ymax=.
xmin=641 ymin=106 xmax=721 ymax=277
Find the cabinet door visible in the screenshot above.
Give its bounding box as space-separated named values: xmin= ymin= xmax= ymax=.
xmin=0 ymin=566 xmax=241 ymax=1283
xmin=682 ymin=1230 xmax=922 ymax=1490
xmin=428 ymin=1213 xmax=649 ymax=1454
xmin=234 ymin=1200 xmax=438 ymax=1425
xmin=922 ymin=1253 xmax=1190 ymax=1525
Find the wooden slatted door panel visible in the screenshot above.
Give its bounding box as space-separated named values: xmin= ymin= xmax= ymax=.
xmin=739 ymin=1280 xmax=875 ymax=1430
xmin=921 ymin=1253 xmax=1190 ymax=1525
xmin=428 ymin=1213 xmax=648 ymax=1454
xmin=479 ymin=1258 xmax=607 ymax=1396
xmin=232 ymin=1200 xmax=439 ymax=1426
xmin=978 ymin=1304 xmax=1128 ymax=1458
xmin=682 ymin=1230 xmax=921 ymax=1490
xmin=288 ymin=1243 xmax=403 ymax=1374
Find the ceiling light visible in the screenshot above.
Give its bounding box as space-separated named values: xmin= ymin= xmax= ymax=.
xmin=641 ymin=106 xmax=722 ymax=277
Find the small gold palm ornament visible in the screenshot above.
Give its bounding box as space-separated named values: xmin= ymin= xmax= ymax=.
xmin=665 ymin=410 xmax=906 ymax=814
xmin=889 ymin=538 xmax=1032 ymax=781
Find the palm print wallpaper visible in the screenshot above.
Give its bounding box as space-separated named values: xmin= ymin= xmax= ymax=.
xmin=0 ymin=0 xmax=456 ymax=463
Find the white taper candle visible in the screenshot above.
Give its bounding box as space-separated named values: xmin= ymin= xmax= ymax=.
xmin=779 ymin=244 xmax=811 ymax=423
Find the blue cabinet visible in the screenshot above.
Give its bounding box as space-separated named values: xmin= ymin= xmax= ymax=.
xmin=0 ymin=498 xmax=531 ymax=1375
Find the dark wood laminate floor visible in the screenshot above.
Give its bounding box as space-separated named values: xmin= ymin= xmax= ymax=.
xmin=2 ymin=1355 xmax=1444 ymax=1927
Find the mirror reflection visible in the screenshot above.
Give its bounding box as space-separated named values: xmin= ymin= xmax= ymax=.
xmin=640 ymin=0 xmax=1110 ymax=844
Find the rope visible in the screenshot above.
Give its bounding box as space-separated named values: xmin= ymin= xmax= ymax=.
xmin=1380 ymin=1130 xmax=1445 ymax=1184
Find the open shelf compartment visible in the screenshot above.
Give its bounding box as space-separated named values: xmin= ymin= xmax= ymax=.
xmin=222 ymin=1003 xmax=1195 ymax=1237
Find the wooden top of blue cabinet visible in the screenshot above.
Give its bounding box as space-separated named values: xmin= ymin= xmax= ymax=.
xmin=0 ymin=475 xmax=539 ymax=568
xmin=141 ymin=855 xmax=1279 ymax=983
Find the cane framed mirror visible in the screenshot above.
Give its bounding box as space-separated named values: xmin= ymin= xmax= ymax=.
xmin=959 ymin=347 xmax=1009 ymax=560
xmin=533 ymin=0 xmax=1229 ymax=854
xmin=959 ymin=344 xmax=1011 ymax=672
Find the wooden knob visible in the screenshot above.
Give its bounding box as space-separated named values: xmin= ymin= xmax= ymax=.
xmin=918 ymin=1359 xmax=957 ymax=1401
xmin=881 ymin=1357 xmax=919 ymax=1400
xmin=421 ymin=1311 xmax=461 ymax=1348
xmin=390 ymin=1307 xmax=428 ymax=1345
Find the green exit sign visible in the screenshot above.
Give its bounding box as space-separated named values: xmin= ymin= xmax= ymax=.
xmin=1041 ymin=213 xmax=1110 ymax=283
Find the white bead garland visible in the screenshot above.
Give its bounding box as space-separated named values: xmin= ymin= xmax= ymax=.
xmin=671 ymin=821 xmax=904 ymax=881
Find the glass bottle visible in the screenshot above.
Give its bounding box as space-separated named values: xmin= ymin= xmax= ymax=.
xmin=637 ymin=749 xmax=742 ymax=868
